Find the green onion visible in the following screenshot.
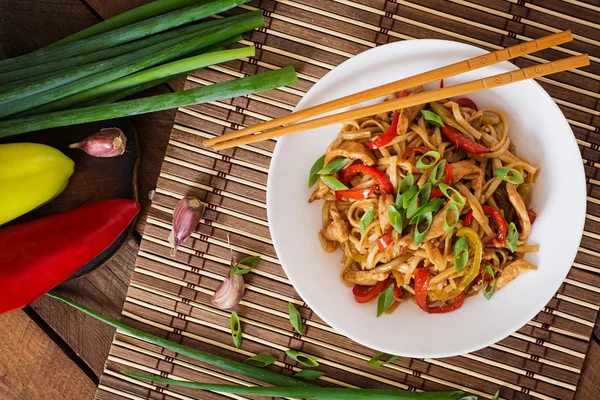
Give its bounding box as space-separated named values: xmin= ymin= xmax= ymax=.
xmin=401 ymin=185 xmax=419 ymax=210
xmin=359 ymin=206 xmax=375 ymax=233
xmin=494 ymin=167 xmax=524 ymax=185
xmin=376 ymin=283 xmax=395 ymax=317
xmin=482 ymin=266 xmax=496 ymax=300
xmin=492 ymin=390 xmax=500 ymax=400
xmin=243 ymin=354 xmax=277 ymax=368
xmin=0 ymin=0 xmax=250 ymax=74
xmin=413 ymin=212 xmax=433 ymax=245
xmin=293 ymin=369 xmax=326 ymax=381
xmin=428 ymin=160 xmax=447 ymax=185
xmin=367 ymin=352 xmax=399 ymax=367
xmin=308 ymin=155 xmax=326 ymax=188
xmin=285 ymin=350 xmax=319 ymax=368
xmin=230 ymin=312 xmax=243 ymax=349
xmin=443 ymin=203 xmax=460 ymax=234
xmin=415 ymin=151 xmax=441 ymax=170
xmin=438 ymin=183 xmax=466 ymax=206
xmin=453 ymin=236 xmax=469 ymax=273
xmin=288 ymin=302 xmax=303 ymax=335
xmin=124 ymin=372 xmax=466 ymax=399
xmin=507 ymin=222 xmax=518 ymax=252
xmin=395 ymin=174 xmax=415 ymax=209
xmin=0 ymin=66 xmax=298 ymax=137
xmin=458 ymin=397 xmax=477 ymax=400
xmin=317 ymin=158 xmax=351 ymax=175
xmin=420 ymin=110 xmax=444 ymax=127
xmin=387 ymin=204 xmax=404 ymax=234
xmin=321 ymin=176 xmax=348 ymax=191
xmin=46 ymin=292 xmax=312 ymax=388
xmin=231 ymin=255 xmax=260 ymax=275
xmin=406 ymin=183 xmax=432 ymax=218
xmin=411 ymin=198 xmax=444 ymax=221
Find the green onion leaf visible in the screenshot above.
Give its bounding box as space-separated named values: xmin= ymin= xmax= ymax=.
xmin=428 ymin=160 xmax=447 ymax=185
xmin=288 ymin=302 xmax=303 ymax=335
xmin=400 ymin=184 xmax=419 ymax=210
xmin=415 ymin=151 xmax=441 ymax=170
xmin=243 ymin=354 xmax=277 ymax=368
xmin=507 ymin=222 xmax=518 ymax=252
xmin=492 ymin=390 xmax=500 ymax=400
xmin=285 ymin=350 xmax=319 ymax=368
xmin=230 ymin=312 xmax=243 ymax=349
xmin=406 ymin=183 xmax=432 ymax=218
xmin=317 ymin=157 xmax=351 ymax=175
xmin=231 ymin=255 xmax=260 ymax=275
xmin=420 ymin=110 xmax=444 ymax=127
xmin=411 ymin=198 xmax=444 ymax=220
xmin=482 ymin=266 xmax=497 ymax=300
xmin=320 ymin=176 xmax=348 ymax=191
xmin=438 ymin=183 xmax=466 ymax=206
xmin=376 ymin=283 xmax=396 ymax=317
xmin=395 ymin=174 xmax=415 ymax=209
xmin=293 ymin=369 xmax=326 ymax=380
xmin=367 ymin=352 xmax=399 ymax=367
xmin=360 ymin=206 xmax=375 ymax=233
xmin=387 ymin=204 xmax=404 ymax=234
xmin=413 ymin=212 xmax=434 ymax=245
xmin=308 ymin=155 xmax=325 ymax=188
xmin=494 ymin=167 xmax=524 ymax=185
xmin=458 ymin=396 xmax=478 ymax=400
xmin=443 ymin=203 xmax=460 ymax=234
xmin=453 ymin=236 xmax=469 ymax=273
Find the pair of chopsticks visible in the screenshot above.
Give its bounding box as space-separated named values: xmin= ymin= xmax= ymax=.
xmin=204 ymin=30 xmax=588 ymax=151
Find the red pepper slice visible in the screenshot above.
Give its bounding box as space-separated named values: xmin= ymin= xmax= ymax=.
xmin=439 ymin=78 xmax=444 ymax=88
xmin=463 ymin=205 xmax=507 ymax=246
xmin=365 ymin=111 xmax=399 ymax=150
xmin=394 ymin=284 xmax=403 ymax=299
xmin=353 ymin=279 xmax=392 ymax=303
xmin=395 ymin=89 xmax=408 ymax=98
xmin=455 ymin=97 xmax=478 ymax=111
xmin=335 ymin=186 xmax=377 ymax=202
xmin=528 ymin=208 xmax=537 ymax=225
xmin=413 ymin=268 xmax=465 ymax=314
xmin=339 ymin=164 xmax=394 ymax=194
xmin=442 ymin=125 xmax=490 ymax=154
xmin=377 ymin=230 xmax=394 ymax=252
xmin=429 ymin=162 xmax=454 ymax=199
xmin=400 ymin=146 xmax=428 ymax=162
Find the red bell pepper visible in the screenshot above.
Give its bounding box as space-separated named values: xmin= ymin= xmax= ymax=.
xmin=429 ymin=162 xmax=454 ymax=199
xmin=365 ymin=111 xmax=399 ymax=150
xmin=335 ymin=186 xmax=376 ymax=202
xmin=395 ymin=89 xmax=408 ymax=98
xmin=455 ymin=97 xmax=478 ymax=111
xmin=400 ymin=146 xmax=428 ymax=162
xmin=377 ymin=230 xmax=394 ymax=252
xmin=413 ymin=268 xmax=465 ymax=314
xmin=463 ymin=205 xmax=507 ymax=246
xmin=394 ymin=284 xmax=403 ymax=299
xmin=0 ymin=198 xmax=140 ymax=315
xmin=339 ymin=164 xmax=394 ymax=194
xmin=528 ymin=208 xmax=537 ymax=225
xmin=353 ymin=279 xmax=392 ymax=303
xmin=442 ymin=125 xmax=490 ymax=154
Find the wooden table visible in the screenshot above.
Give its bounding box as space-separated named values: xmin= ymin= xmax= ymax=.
xmin=0 ymin=1 xmax=598 ymax=399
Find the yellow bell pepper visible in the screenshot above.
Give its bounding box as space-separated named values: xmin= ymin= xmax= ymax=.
xmin=0 ymin=143 xmax=74 ymax=225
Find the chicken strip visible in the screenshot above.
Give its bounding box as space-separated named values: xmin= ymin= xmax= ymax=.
xmin=397 ymin=86 xmax=426 ymax=134
xmin=321 ymin=208 xmax=350 ymax=243
xmin=450 ymin=160 xmax=484 ymax=188
xmin=506 ymin=182 xmax=531 ymax=241
xmin=378 ymin=194 xmax=395 ymax=232
xmin=343 ymin=269 xmax=389 ymax=286
xmin=496 ymin=258 xmax=537 ymax=290
xmin=308 ymin=179 xmax=329 ymax=203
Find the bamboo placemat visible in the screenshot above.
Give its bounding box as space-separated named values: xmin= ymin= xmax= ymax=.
xmin=97 ymin=1 xmax=600 ymax=399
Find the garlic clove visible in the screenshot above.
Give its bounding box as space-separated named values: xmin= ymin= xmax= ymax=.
xmin=212 ymin=270 xmax=245 ymax=310
xmin=168 ymin=196 xmax=205 ymax=256
xmin=69 ymin=128 xmax=127 ymax=158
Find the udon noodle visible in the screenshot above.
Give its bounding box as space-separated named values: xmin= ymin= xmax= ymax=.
xmin=308 ymin=86 xmax=538 ymax=315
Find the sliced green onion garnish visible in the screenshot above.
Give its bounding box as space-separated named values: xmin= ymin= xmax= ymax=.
xmin=395 ymin=174 xmax=415 ymax=209
xmin=400 ymin=184 xmax=419 ymax=210
xmin=413 ymin=212 xmax=433 ymax=245
xmin=492 ymin=390 xmax=500 ymax=400
xmin=243 ymin=354 xmax=277 ymax=368
xmin=420 ymin=109 xmax=444 ymax=127
xmin=230 ymin=312 xmax=243 ymax=349
xmin=359 ymin=206 xmax=375 ymax=233
xmin=231 ymin=255 xmax=260 ymax=275
xmin=308 ymin=155 xmax=325 ymax=188
xmin=443 ymin=203 xmax=460 ymax=234
xmin=288 ymin=302 xmax=303 ymax=335
xmin=453 ymin=236 xmax=469 ymax=273
xmin=376 ymin=283 xmax=395 ymax=317
xmin=406 ymin=183 xmax=432 ymax=218
xmin=285 ymin=350 xmax=319 ymax=368
xmin=482 ymin=265 xmax=496 ymax=300
xmin=367 ymin=352 xmax=399 ymax=367
xmin=293 ymin=369 xmax=326 ymax=380
xmin=438 ymin=183 xmax=466 ymax=206
xmin=458 ymin=396 xmax=478 ymax=400
xmin=411 ymin=198 xmax=444 ymax=220
xmin=387 ymin=204 xmax=404 ymax=234
xmin=494 ymin=167 xmax=524 ymax=185
xmin=428 ymin=159 xmax=447 ymax=185
xmin=415 ymin=151 xmax=441 ymax=170
xmin=507 ymin=222 xmax=518 ymax=252
xmin=317 ymin=157 xmax=351 ymax=175
xmin=320 ymin=176 xmax=348 ymax=191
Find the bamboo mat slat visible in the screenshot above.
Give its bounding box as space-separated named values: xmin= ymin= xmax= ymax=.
xmin=98 ymin=1 xmax=600 ymax=399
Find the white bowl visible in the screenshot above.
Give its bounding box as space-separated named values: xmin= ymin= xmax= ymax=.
xmin=267 ymin=39 xmax=586 ymax=358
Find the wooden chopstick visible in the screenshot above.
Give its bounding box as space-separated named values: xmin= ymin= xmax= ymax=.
xmin=204 ymin=30 xmax=572 ymax=148
xmin=212 ymin=54 xmax=589 ymax=150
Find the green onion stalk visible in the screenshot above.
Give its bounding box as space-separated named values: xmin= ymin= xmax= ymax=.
xmin=0 ymin=66 xmax=298 ymax=137
xmin=0 ymin=0 xmax=250 ymax=73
